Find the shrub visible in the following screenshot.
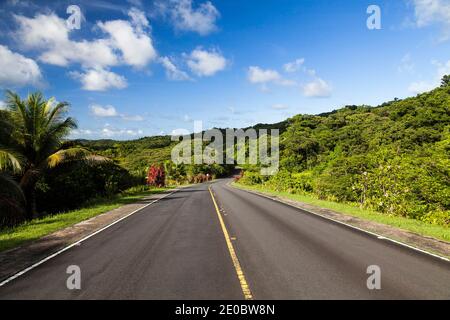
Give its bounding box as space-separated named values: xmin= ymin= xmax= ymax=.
xmin=36 ymin=161 xmax=140 ymax=215
xmin=147 ymin=164 xmax=165 ymax=187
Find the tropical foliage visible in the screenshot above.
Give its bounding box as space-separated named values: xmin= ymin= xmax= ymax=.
xmin=238 ymin=77 xmax=450 ymax=227
xmin=0 ymin=91 xmax=104 ymax=224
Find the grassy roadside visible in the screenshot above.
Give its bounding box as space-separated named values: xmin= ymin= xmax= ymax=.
xmin=0 ymin=186 xmax=171 ymax=253
xmin=232 ymin=182 xmax=450 ymax=242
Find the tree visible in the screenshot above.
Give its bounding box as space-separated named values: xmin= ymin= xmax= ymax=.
xmin=0 ymin=91 xmax=102 ymax=220
xmin=441 ymin=75 xmax=450 ymax=87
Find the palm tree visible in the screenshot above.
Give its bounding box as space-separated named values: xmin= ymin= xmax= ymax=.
xmin=0 ymin=112 xmax=26 ymax=225
xmin=0 ymin=90 xmax=101 ymax=220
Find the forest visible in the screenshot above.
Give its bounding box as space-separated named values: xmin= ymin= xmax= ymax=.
xmin=238 ymin=76 xmax=450 ymax=227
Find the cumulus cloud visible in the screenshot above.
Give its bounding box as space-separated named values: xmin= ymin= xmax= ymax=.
xmin=89 ymin=103 xmax=144 ymax=121
xmin=0 ymin=44 xmax=42 ymax=88
xmin=98 ymin=13 xmax=156 ymax=68
xmin=14 ymin=13 xmax=117 ymax=68
xmin=411 ymin=0 xmax=450 ymax=40
xmin=160 ymin=56 xmax=191 ymax=80
xmin=247 ymin=66 xmax=297 ymax=90
xmin=283 ymin=58 xmax=305 ymax=73
xmin=186 ymin=48 xmax=227 ymax=76
xmin=247 ymin=66 xmax=281 ymax=84
xmin=162 ymin=0 xmax=220 ymax=35
xmin=89 ymin=104 xmax=119 ymax=117
xmin=302 ymin=78 xmax=332 ymax=98
xmin=247 ymin=59 xmax=332 ymax=97
xmin=13 ymin=8 xmax=157 ymax=90
xmin=71 ymin=68 xmax=127 ymax=91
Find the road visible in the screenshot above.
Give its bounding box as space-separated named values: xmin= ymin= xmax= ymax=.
xmin=0 ymin=179 xmax=449 ymax=299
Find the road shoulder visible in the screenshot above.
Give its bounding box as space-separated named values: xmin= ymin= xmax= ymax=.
xmin=230 ymin=182 xmax=450 ymax=261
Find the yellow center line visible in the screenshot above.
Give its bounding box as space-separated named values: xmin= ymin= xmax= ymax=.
xmin=208 ymin=186 xmax=253 ymax=300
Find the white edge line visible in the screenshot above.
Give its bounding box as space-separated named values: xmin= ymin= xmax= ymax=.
xmin=228 ymin=183 xmax=450 ymax=263
xmin=0 ymin=188 xmax=181 ymax=287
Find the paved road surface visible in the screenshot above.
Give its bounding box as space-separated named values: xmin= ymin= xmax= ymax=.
xmin=0 ymin=179 xmax=449 ymax=299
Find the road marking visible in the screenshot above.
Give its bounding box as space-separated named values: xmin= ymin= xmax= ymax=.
xmin=0 ymin=188 xmax=182 ymax=287
xmin=229 ymin=183 xmax=450 ymax=263
xmin=208 ymin=186 xmax=253 ymax=300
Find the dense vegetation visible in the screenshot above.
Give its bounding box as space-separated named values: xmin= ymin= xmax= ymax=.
xmin=0 ymin=92 xmax=161 ymax=228
xmin=238 ymin=78 xmax=450 ymax=227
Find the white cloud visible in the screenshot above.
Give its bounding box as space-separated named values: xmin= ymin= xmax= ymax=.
xmin=72 ymin=128 xmax=93 ymax=136
xmin=160 ymin=56 xmax=191 ymax=80
xmin=186 ymin=48 xmax=227 ymax=76
xmin=283 ymin=58 xmax=305 ymax=73
xmin=13 ymin=8 xmax=157 ymax=90
xmin=89 ymin=104 xmax=119 ymax=117
xmin=89 ymin=103 xmax=144 ymax=121
xmin=165 ymin=0 xmax=220 ymax=35
xmin=247 ymin=66 xmax=281 ymax=84
xmin=271 ymin=104 xmax=288 ymax=110
xmin=102 ymin=127 xmax=143 ymax=137
xmin=71 ymin=126 xmax=144 ymax=138
xmin=128 ymin=7 xmax=149 ymax=32
xmin=302 ymin=78 xmax=332 ymax=98
xmin=15 ymin=9 xmax=156 ymax=68
xmin=408 ymin=59 xmax=450 ymax=94
xmin=0 ymin=44 xmax=42 ymax=88
xmin=411 ymin=0 xmax=450 ymax=40
xmin=71 ymin=68 xmax=127 ymax=91
xmin=0 ymin=100 xmax=5 ymax=110
xmin=247 ymin=66 xmax=297 ymax=90
xmin=408 ymin=81 xmax=435 ymax=94
xmin=98 ymin=9 xmax=157 ymax=68
xmin=14 ymin=13 xmax=117 ymax=68
xmin=171 ymin=128 xmax=190 ymax=136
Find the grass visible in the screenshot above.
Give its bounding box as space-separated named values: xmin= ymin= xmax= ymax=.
xmin=0 ymin=186 xmax=170 ymax=253
xmin=232 ymin=182 xmax=450 ymax=242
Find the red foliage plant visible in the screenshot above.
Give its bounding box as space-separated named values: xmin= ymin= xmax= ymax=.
xmin=147 ymin=164 xmax=165 ymax=187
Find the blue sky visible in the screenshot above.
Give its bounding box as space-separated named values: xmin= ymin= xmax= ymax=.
xmin=0 ymin=0 xmax=449 ymax=139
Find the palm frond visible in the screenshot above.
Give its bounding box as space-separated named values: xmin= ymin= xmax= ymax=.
xmin=46 ymin=147 xmax=110 ymax=168
xmin=0 ymin=147 xmax=23 ymax=173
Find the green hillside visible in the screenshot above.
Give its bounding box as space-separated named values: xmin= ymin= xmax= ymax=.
xmin=239 ymin=82 xmax=450 ymax=226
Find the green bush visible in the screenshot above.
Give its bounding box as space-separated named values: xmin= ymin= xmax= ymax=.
xmin=36 ymin=161 xmax=142 ymax=215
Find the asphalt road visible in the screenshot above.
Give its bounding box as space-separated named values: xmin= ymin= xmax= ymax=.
xmin=0 ymin=179 xmax=449 ymax=299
